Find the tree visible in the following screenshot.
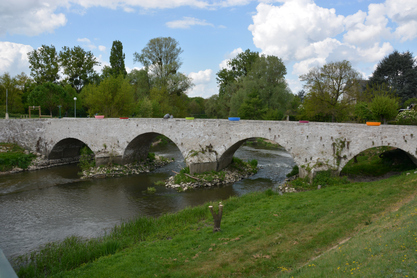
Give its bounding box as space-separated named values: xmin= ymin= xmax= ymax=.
xmin=59 ymin=46 xmax=100 ymax=93
xmin=238 ymin=90 xmax=267 ymax=120
xmin=109 ymin=40 xmax=127 ymax=77
xmin=216 ymin=49 xmax=259 ymax=98
xmin=0 ymin=73 xmax=25 ymax=114
xmin=127 ymin=69 xmax=151 ymax=101
xmin=133 ymin=37 xmax=193 ymax=96
xmin=300 ymin=60 xmax=361 ymax=122
xmin=369 ymin=95 xmax=399 ymax=124
xmin=369 ymin=50 xmax=417 ymax=103
xmin=81 ymin=75 xmax=135 ymax=117
xmin=27 ymin=83 xmax=69 ymax=116
xmin=27 ymin=45 xmax=60 ymax=84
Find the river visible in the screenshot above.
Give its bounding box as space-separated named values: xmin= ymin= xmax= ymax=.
xmin=0 ymin=143 xmax=295 ymax=259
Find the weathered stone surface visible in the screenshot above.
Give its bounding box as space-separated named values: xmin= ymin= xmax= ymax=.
xmin=1 ymin=118 xmax=417 ymax=177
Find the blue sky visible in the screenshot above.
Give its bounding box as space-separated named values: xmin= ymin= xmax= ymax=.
xmin=1 ymin=0 xmax=416 ymax=98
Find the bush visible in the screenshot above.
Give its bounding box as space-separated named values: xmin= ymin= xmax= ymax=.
xmin=0 ymin=143 xmax=36 ymax=172
xmin=78 ymin=146 xmax=95 ymax=171
xmin=286 ymin=165 xmax=299 ymax=178
xmin=396 ymin=110 xmax=417 ymax=125
xmin=147 ymin=152 xmax=156 ymax=161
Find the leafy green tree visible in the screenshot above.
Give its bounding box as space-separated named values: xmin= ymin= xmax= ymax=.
xmin=189 ymin=97 xmax=205 ymax=117
xmin=238 ymin=90 xmax=267 ymax=119
xmin=135 ymin=97 xmax=153 ymax=118
xmin=27 ymin=45 xmax=60 ymax=84
xmin=370 ymin=50 xmax=417 ymax=103
xmin=133 ymin=37 xmax=192 ymax=96
xmin=0 ymin=73 xmax=26 ymax=114
xmin=27 ymin=83 xmax=69 ymax=116
xmin=216 ymin=49 xmax=259 ymax=98
xmin=369 ymin=95 xmax=399 ymax=124
xmin=59 ymin=46 xmax=100 ymax=93
xmin=205 ymin=94 xmax=221 ymax=118
xmin=109 ymin=40 xmax=127 ymax=77
xmin=354 ymin=102 xmax=374 ymax=122
xmin=127 ymin=69 xmax=151 ymax=101
xmin=81 ymin=75 xmax=135 ymax=117
xmin=300 ymin=60 xmax=361 ymax=122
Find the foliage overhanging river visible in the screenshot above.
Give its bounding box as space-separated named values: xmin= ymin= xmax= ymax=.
xmin=0 ymin=142 xmax=295 ymax=259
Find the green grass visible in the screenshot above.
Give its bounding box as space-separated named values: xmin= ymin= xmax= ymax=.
xmin=0 ymin=143 xmax=36 ymax=172
xmin=14 ymin=169 xmax=417 ymax=277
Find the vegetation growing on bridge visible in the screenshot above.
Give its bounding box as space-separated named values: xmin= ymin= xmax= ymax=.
xmin=0 ymin=143 xmax=36 ymax=172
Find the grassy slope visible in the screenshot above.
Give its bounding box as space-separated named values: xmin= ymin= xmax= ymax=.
xmin=48 ymin=171 xmax=417 ymax=278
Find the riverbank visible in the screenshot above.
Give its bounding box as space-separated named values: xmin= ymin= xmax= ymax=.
xmin=79 ymin=155 xmax=174 ymax=179
xmin=13 ymin=168 xmax=417 ymax=277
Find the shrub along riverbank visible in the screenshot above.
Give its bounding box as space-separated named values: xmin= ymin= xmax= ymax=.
xmin=14 ymin=165 xmax=417 ymax=277
xmin=0 ymin=143 xmax=36 ymax=172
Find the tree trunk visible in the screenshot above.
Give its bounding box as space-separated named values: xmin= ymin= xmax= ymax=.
xmin=209 ymin=203 xmax=223 ymax=232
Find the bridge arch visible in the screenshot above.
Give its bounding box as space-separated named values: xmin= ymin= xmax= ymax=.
xmin=48 ymin=137 xmax=93 ymax=160
xmin=217 ymin=136 xmax=298 ymax=172
xmin=338 ymin=143 xmax=417 ymax=172
xmin=123 ymin=132 xmax=185 ymax=164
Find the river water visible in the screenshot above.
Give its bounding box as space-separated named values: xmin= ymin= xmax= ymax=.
xmin=0 ymin=143 xmax=295 ymax=259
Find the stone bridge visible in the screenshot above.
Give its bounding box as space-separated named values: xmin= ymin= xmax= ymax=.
xmin=1 ymin=118 xmax=416 ymax=177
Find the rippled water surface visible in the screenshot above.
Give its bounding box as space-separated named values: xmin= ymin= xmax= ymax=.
xmin=0 ymin=143 xmax=295 ymax=259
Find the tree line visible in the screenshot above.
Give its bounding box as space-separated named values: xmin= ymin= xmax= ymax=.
xmin=0 ymin=37 xmax=416 ymax=123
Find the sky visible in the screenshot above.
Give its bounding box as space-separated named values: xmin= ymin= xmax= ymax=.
xmin=0 ymin=0 xmax=416 ymax=98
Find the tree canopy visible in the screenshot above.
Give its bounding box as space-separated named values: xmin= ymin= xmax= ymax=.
xmin=214 ymin=50 xmax=292 ymax=119
xmin=133 ymin=37 xmax=193 ymax=96
xmin=300 ymin=60 xmax=361 ymax=122
xmin=59 ymin=46 xmax=100 ymax=93
xmin=109 ymin=40 xmax=127 ymax=77
xmin=27 ymin=82 xmax=70 ymax=116
xmin=27 ymin=45 xmax=60 ymax=84
xmin=369 ymin=50 xmax=417 ymax=103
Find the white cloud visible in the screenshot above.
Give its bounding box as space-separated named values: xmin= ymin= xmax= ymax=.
xmin=0 ymin=0 xmax=252 ymax=36
xmin=166 ymin=17 xmax=214 ymax=29
xmin=249 ymin=1 xmax=344 ymax=61
xmin=385 ymin=0 xmax=417 ymax=41
xmin=0 ymin=42 xmax=33 ymax=76
xmin=0 ymin=1 xmax=67 ymax=36
xmin=219 ymin=48 xmax=243 ymax=69
xmin=77 ymin=38 xmax=97 ymax=49
xmin=98 ymin=45 xmax=106 ymax=52
xmin=187 ymin=69 xmax=215 ymax=97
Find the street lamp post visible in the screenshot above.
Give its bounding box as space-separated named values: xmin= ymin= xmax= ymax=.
xmin=74 ymin=97 xmax=77 ymax=118
xmin=5 ymin=89 xmax=8 ymax=119
xmin=58 ymin=105 xmax=62 ymax=118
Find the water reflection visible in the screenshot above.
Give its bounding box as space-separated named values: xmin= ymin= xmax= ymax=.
xmin=0 ymin=143 xmax=294 ymax=259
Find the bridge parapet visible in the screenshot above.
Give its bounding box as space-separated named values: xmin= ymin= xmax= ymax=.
xmin=1 ymin=118 xmax=416 ymax=178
